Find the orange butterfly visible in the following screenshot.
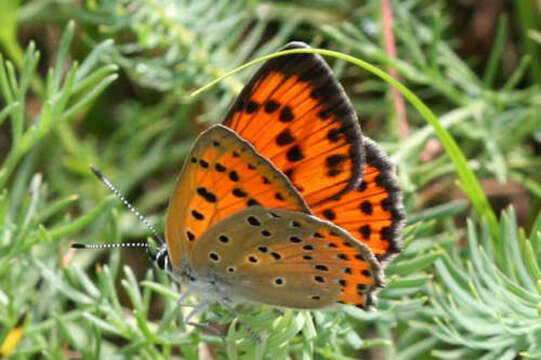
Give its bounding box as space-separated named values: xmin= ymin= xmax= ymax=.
xmin=164 ymin=42 xmax=404 ymax=313
xmin=78 ymin=42 xmax=404 ymax=321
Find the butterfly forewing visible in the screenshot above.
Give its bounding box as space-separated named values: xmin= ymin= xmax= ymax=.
xmin=189 ymin=207 xmax=382 ymax=310
xmin=165 ymin=125 xmax=309 ymax=268
xmin=313 ymin=137 xmax=405 ymax=262
xmin=223 ymin=42 xmax=363 ymax=207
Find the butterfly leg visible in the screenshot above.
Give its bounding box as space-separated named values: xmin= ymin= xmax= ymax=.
xmin=176 ymin=292 xmax=215 ymax=332
xmin=228 ymin=306 xmax=262 ymax=342
xmin=176 ymin=288 xmax=197 ymax=308
xmin=182 ymin=300 xmax=226 ymax=337
xmin=183 ymin=300 xmax=209 ymax=324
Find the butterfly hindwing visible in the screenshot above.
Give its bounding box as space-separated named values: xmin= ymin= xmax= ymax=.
xmin=314 ymin=137 xmax=405 ymax=262
xmin=165 ymin=125 xmax=309 ymax=268
xmin=223 ymin=42 xmax=363 ymax=207
xmin=190 ymin=207 xmax=382 ymax=309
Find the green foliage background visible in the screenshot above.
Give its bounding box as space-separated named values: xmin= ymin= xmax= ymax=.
xmin=0 ymin=0 xmax=539 ymax=359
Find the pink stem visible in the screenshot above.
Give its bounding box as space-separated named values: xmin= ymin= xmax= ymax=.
xmin=381 ymin=0 xmax=409 ymax=138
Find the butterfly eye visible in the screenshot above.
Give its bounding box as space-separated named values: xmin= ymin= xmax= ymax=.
xmin=154 ymin=248 xmax=170 ymax=271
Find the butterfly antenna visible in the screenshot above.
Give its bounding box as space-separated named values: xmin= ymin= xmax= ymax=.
xmin=71 ymin=242 xmax=150 ymax=250
xmin=89 ymin=165 xmax=165 ymax=244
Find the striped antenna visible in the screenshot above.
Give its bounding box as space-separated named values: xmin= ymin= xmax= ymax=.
xmin=90 ymin=165 xmax=165 ymax=244
xmin=71 ymin=242 xmax=149 ymax=249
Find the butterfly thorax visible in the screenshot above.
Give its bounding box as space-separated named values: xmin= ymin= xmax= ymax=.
xmin=182 ymin=265 xmax=236 ymax=307
xmin=155 ymin=248 xmax=236 ymax=307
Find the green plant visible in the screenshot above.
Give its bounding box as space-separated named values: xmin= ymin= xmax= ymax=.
xmin=416 ymin=208 xmax=541 ymax=359
xmin=1 ymin=0 xmax=539 ymax=359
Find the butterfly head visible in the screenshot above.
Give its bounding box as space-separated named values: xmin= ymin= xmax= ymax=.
xmin=150 ymin=244 xmax=172 ymax=272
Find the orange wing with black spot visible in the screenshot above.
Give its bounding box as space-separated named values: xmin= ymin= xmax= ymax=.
xmin=223 ymin=42 xmax=363 ymax=207
xmin=165 ymin=125 xmax=309 ymax=268
xmin=313 ymin=137 xmax=405 ymax=262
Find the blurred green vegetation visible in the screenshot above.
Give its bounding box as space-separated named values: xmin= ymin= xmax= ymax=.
xmin=0 ymin=0 xmax=539 ymax=359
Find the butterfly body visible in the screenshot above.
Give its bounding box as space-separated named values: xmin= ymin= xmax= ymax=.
xmin=160 ymin=42 xmax=404 ymax=311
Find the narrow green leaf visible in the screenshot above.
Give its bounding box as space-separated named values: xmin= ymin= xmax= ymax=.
xmin=71 ymin=64 xmax=118 ymax=96
xmin=60 ymin=73 xmax=118 ymax=121
xmin=37 ymin=194 xmax=79 ymax=224
xmin=0 ymin=54 xmax=14 ymax=104
xmin=82 ymin=313 xmax=123 ymax=336
xmin=483 ymin=15 xmax=508 ymax=86
xmin=122 ymin=266 xmax=144 ymax=311
xmin=34 ymin=259 xmax=93 ymax=305
xmin=98 ymin=265 xmax=123 ymax=313
xmin=75 ymin=39 xmax=115 ymax=81
xmin=51 ymin=21 xmax=75 ymax=94
xmin=503 ymin=55 xmax=532 ymax=91
xmin=48 ymin=196 xmax=116 ymax=241
xmin=386 ymin=250 xmax=444 ymax=275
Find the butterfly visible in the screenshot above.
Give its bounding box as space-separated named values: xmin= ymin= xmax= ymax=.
xmin=161 ymin=42 xmax=404 ymax=314
xmin=77 ymin=42 xmax=404 ymax=321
